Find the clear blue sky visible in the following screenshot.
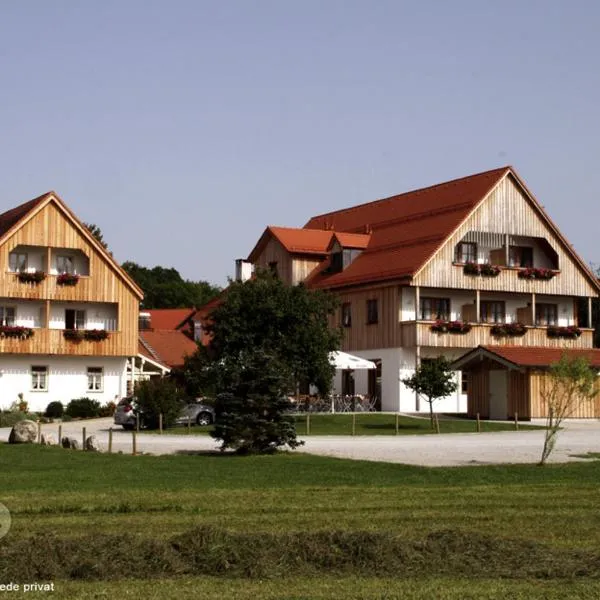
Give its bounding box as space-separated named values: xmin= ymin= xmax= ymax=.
xmin=1 ymin=1 xmax=599 ymax=286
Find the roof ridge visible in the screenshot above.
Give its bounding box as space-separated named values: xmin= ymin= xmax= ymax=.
xmin=139 ymin=335 xmax=161 ymax=362
xmin=307 ymin=166 xmax=510 ymax=226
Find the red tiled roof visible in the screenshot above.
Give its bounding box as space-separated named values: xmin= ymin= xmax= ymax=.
xmin=144 ymin=308 xmax=196 ymax=331
xmin=248 ymin=226 xmax=334 ymax=261
xmin=481 ymin=345 xmax=600 ymax=368
xmin=139 ymin=330 xmax=198 ymax=369
xmin=331 ymin=232 xmax=371 ymax=249
xmin=303 ymin=166 xmax=510 ymax=288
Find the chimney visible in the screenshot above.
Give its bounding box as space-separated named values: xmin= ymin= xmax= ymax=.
xmin=139 ymin=311 xmax=151 ymax=330
xmin=235 ymin=259 xmax=253 ymax=282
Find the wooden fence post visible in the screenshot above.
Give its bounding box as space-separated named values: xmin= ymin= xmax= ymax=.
xmin=434 ymin=414 xmax=440 ymax=434
xmin=352 ymin=412 xmax=356 ymax=436
xmin=108 ymin=428 xmax=113 ymax=454
xmin=132 ymin=430 xmax=137 ymax=456
xmin=187 ymin=415 xmax=191 ymax=434
xmin=395 ymin=413 xmax=399 ymax=435
xmin=306 ymin=412 xmax=310 ymax=435
xmin=476 ymin=412 xmax=481 ymax=433
xmin=82 ymin=427 xmax=86 ymax=451
xmin=37 ymin=420 xmax=41 ymax=444
xmin=159 ymin=413 xmax=163 ymax=435
xmin=514 ymin=412 xmax=519 ymax=431
xmin=58 ymin=424 xmax=62 ymax=445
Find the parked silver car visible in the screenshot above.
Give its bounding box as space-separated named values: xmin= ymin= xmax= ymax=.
xmin=114 ymin=397 xmax=214 ymax=430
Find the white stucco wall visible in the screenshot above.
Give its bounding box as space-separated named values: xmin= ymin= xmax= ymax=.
xmin=332 ymin=347 xmax=467 ymax=415
xmin=0 ymin=356 xmax=128 ymax=412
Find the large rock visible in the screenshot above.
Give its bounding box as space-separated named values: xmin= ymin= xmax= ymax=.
xmin=61 ymin=436 xmax=80 ymax=450
xmin=8 ymin=420 xmax=38 ymax=444
xmin=40 ymin=433 xmax=56 ymax=446
xmin=85 ymin=435 xmax=101 ymax=452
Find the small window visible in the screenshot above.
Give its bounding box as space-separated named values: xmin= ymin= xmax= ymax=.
xmin=455 ymin=242 xmax=477 ymax=264
xmin=329 ymin=252 xmax=343 ymax=273
xmin=461 ymin=371 xmax=469 ymax=394
xmin=87 ymin=367 xmax=103 ymax=392
xmin=0 ymin=306 xmax=15 ymax=326
xmin=420 ymin=298 xmax=450 ymax=321
xmin=480 ymin=300 xmax=505 ymax=324
xmin=31 ymin=366 xmax=48 ymax=391
xmin=536 ymin=304 xmax=558 ymax=327
xmin=65 ymin=309 xmax=86 ymax=329
xmin=9 ymin=252 xmax=28 ymax=273
xmin=509 ymin=246 xmax=533 ymax=268
xmin=57 ymin=255 xmax=75 ymax=274
xmin=268 ymin=261 xmax=278 ymax=277
xmin=367 ymin=299 xmax=378 ymax=325
xmin=341 ymin=303 xmax=352 ymax=327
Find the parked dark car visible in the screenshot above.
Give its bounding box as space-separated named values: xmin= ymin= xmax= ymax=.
xmin=114 ymin=397 xmax=214 ymax=430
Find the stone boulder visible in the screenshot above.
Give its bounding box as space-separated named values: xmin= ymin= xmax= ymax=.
xmin=85 ymin=435 xmax=101 ymax=452
xmin=8 ymin=420 xmax=37 ymax=444
xmin=61 ymin=436 xmax=80 ymax=450
xmin=40 ymin=433 xmax=56 ymax=446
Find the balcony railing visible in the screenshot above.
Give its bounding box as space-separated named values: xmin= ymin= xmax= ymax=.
xmin=399 ymin=321 xmax=594 ymax=349
xmin=0 ymin=328 xmax=126 ymax=355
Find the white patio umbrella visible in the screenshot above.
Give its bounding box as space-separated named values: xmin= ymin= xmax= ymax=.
xmin=328 ymin=351 xmax=376 ymax=370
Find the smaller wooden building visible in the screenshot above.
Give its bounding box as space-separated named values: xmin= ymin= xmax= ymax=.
xmin=452 ymin=346 xmax=600 ymax=420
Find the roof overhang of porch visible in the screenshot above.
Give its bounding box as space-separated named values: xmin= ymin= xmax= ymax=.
xmin=451 ymin=346 xmax=525 ymax=372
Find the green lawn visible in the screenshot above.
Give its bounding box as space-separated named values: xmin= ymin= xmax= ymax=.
xmin=152 ymin=412 xmax=541 ymax=436
xmin=1 ymin=444 xmax=599 ymax=598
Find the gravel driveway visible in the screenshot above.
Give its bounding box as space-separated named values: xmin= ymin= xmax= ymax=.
xmin=2 ymin=417 xmax=600 ymax=466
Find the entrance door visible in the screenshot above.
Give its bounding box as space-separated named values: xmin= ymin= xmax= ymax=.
xmin=489 ymin=370 xmax=508 ymax=420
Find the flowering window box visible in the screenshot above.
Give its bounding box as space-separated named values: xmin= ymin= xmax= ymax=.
xmin=17 ymin=271 xmax=46 ymax=284
xmin=57 ymin=273 xmax=80 ymax=286
xmin=430 ymin=320 xmax=472 ymax=334
xmin=462 ymin=263 xmax=501 ymax=277
xmin=517 ymin=267 xmax=556 ymax=281
xmin=63 ymin=329 xmax=109 ymax=342
xmin=547 ymin=325 xmax=581 ymax=339
xmin=490 ymin=323 xmax=527 ymax=337
xmin=0 ymin=326 xmax=34 ymax=339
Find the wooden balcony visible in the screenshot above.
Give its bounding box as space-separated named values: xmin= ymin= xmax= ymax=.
xmin=1 ymin=274 xmax=99 ymax=302
xmin=399 ymin=321 xmax=594 ymax=349
xmin=0 ymin=328 xmax=125 ymax=356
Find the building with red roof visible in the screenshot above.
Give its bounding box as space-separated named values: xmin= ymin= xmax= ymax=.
xmin=244 ymin=166 xmax=600 ymax=417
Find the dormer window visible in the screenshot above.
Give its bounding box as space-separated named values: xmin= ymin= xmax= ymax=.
xmin=329 ymin=248 xmax=362 ymax=274
xmin=9 ymin=252 xmax=28 ymax=273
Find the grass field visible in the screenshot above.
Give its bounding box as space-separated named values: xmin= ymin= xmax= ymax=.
xmin=154 ymin=412 xmax=541 ymax=436
xmin=1 ymin=444 xmax=599 ymax=599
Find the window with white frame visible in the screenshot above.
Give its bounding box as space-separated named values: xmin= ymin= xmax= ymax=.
xmin=31 ymin=366 xmax=48 ymax=391
xmin=87 ymin=367 xmax=103 ymax=392
xmin=57 ymin=255 xmax=75 ymax=274
xmin=9 ymin=252 xmax=28 ymax=272
xmin=0 ymin=306 xmax=16 ymax=326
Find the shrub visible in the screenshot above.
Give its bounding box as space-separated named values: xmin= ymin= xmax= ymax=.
xmin=134 ymin=377 xmax=185 ymax=429
xmin=65 ymin=397 xmax=101 ymax=419
xmin=44 ymin=401 xmax=64 ymax=419
xmin=98 ymin=401 xmax=117 ymax=417
xmin=0 ymin=411 xmax=38 ymax=427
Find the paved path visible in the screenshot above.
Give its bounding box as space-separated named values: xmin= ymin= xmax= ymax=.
xmin=2 ymin=417 xmax=600 ymax=466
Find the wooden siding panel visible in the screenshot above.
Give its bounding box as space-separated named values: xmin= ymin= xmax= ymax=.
xmin=0 ymin=202 xmax=139 ymax=356
xmin=414 ymin=175 xmax=597 ymax=297
xmin=467 ymin=364 xmax=489 ymax=418
xmin=292 ymin=258 xmax=322 ymax=285
xmin=331 ymin=285 xmax=401 ymax=351
xmin=253 ymin=237 xmax=294 ymax=284
xmin=508 ymin=371 xmax=530 ymax=419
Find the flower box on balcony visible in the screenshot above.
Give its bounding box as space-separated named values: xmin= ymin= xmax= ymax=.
xmin=517 ymin=267 xmax=556 ymax=281
xmin=0 ymin=326 xmax=34 ymax=339
xmin=463 ymin=263 xmax=501 ymax=277
xmin=63 ymin=328 xmax=109 ymax=342
xmin=431 ymin=320 xmax=472 ymax=334
xmin=17 ymin=271 xmax=46 ymax=284
xmin=57 ymin=273 xmax=80 ymax=286
xmin=490 ymin=322 xmax=527 ymax=337
xmin=547 ymin=325 xmax=581 ymax=339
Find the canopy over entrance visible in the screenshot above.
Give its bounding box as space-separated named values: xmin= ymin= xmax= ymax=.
xmin=329 ymin=351 xmax=376 ymax=370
